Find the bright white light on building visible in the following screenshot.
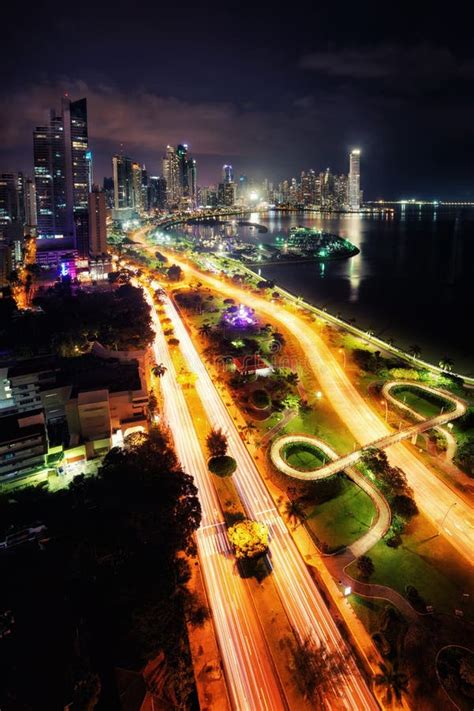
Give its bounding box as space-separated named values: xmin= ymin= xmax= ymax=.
xmin=344 ymin=586 xmax=352 ymax=596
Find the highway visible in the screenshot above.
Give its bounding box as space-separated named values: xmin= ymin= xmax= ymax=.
xmin=160 ymin=291 xmax=378 ymax=711
xmin=144 ymin=289 xmax=286 ymax=711
xmin=148 ymin=253 xmax=474 ymax=565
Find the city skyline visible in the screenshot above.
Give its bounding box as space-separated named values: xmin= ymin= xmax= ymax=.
xmin=2 ymin=4 xmax=474 ymax=199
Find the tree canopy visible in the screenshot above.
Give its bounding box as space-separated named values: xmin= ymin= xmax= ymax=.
xmin=0 ymin=428 xmax=201 ymax=709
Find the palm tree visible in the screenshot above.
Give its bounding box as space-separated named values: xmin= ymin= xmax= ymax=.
xmin=375 ymin=661 xmax=409 ymax=706
xmin=199 ymin=323 xmax=212 ymax=338
xmin=152 ymin=363 xmax=167 ymax=378
xmin=284 ymin=499 xmax=307 ymax=528
xmin=439 ymin=356 xmax=454 ymax=372
xmin=408 ymin=344 xmax=421 ymax=359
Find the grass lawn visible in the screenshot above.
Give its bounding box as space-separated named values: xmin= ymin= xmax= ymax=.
xmin=391 ymin=386 xmax=455 ymax=419
xmin=282 ymin=442 xmax=327 ymax=470
xmin=282 ymin=403 xmax=354 ymax=455
xmin=304 ymin=478 xmax=376 ymax=550
xmin=349 ymin=595 xmax=390 ymax=635
xmin=347 ymin=513 xmax=474 ymax=621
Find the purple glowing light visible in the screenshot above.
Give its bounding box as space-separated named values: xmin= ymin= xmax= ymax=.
xmin=223 ymin=303 xmax=256 ymax=329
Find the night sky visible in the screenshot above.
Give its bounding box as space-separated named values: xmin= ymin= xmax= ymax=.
xmin=2 ymin=3 xmax=474 ymax=199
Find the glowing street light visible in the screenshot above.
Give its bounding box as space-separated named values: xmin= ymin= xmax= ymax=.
xmin=316 ymin=391 xmax=322 ymax=400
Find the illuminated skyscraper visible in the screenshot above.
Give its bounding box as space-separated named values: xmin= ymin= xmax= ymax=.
xmin=24 ymin=177 xmax=37 ymax=229
xmin=0 ymin=174 xmax=22 ymax=228
xmin=131 ymin=162 xmax=143 ymax=211
xmin=33 ymin=96 xmax=90 ymax=255
xmin=349 ymin=149 xmax=361 ymax=210
xmin=163 ymin=145 xmax=180 ymax=207
xmin=222 ymin=164 xmax=233 ymax=184
xmin=85 ymin=150 xmax=93 ymax=191
xmin=112 ymin=155 xmax=133 ymax=210
xmin=88 ymin=186 xmax=107 ymax=256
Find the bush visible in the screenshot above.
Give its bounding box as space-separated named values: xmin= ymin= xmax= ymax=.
xmin=357 ymin=555 xmax=375 ymax=579
xmin=227 ymin=519 xmax=269 ymax=559
xmin=386 ymin=533 xmax=402 ymax=548
xmin=391 ymin=494 xmax=418 ymax=520
xmin=251 ymin=389 xmax=271 ymax=410
xmin=454 ymin=440 xmax=474 ymax=477
xmin=208 ymin=455 xmax=237 ymax=477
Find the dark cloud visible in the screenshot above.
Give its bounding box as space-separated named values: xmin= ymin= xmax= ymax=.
xmin=0 ymin=80 xmax=350 ymax=183
xmin=300 ymin=44 xmax=474 ymax=87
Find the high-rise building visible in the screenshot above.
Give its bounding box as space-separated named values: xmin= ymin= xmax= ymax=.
xmin=112 ymin=155 xmax=133 ymax=210
xmin=85 ymin=150 xmax=93 ymax=192
xmin=148 ymin=176 xmax=167 ymax=211
xmin=103 ymin=177 xmax=114 ymax=209
xmin=218 ymin=181 xmax=236 ymax=207
xmin=222 ymin=164 xmax=233 ymax=184
xmin=131 ymin=162 xmax=143 ymax=211
xmin=238 ymin=175 xmax=248 ymax=199
xmin=0 ymin=174 xmax=21 ymax=228
xmin=33 ymin=96 xmax=90 ymax=255
xmin=163 ymin=145 xmax=180 ymax=207
xmin=349 ymin=149 xmax=361 ymax=210
xmin=24 ymin=177 xmax=37 ymax=229
xmin=141 ymin=166 xmax=149 ymax=212
xmin=88 ymin=187 xmax=107 ymax=256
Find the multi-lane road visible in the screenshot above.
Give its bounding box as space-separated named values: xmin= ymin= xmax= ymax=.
xmin=157 ymin=289 xmax=378 ymax=710
xmin=144 ymin=250 xmax=473 ymax=565
xmin=145 ymin=288 xmax=286 ymax=711
xmin=270 ymin=381 xmax=466 ymax=481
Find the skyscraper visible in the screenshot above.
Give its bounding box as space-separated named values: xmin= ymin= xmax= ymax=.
xmin=222 ymin=164 xmax=233 ymax=184
xmin=148 ymin=176 xmax=167 ymax=211
xmin=85 ymin=150 xmax=93 ymax=191
xmin=163 ymin=145 xmax=180 ymax=207
xmin=0 ymin=174 xmax=22 ymax=228
xmin=112 ymin=155 xmax=133 ymax=210
xmin=131 ymin=162 xmax=143 ymax=211
xmin=88 ymin=186 xmax=107 ymax=255
xmin=33 ymin=96 xmax=90 ymax=255
xmin=24 ymin=177 xmax=37 ymax=229
xmin=349 ymin=149 xmax=361 ymax=210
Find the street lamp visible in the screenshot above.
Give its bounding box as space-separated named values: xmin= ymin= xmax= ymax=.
xmin=316 ymin=391 xmax=322 ymax=400
xmin=438 ymin=502 xmax=457 ymax=535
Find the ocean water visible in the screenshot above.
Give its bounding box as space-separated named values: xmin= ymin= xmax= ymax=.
xmin=177 ymin=206 xmax=474 ymax=375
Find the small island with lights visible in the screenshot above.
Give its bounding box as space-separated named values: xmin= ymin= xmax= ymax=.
xmin=274 ymin=227 xmax=359 ymax=262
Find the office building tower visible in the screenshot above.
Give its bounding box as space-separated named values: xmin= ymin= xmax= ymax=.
xmin=349 ymin=149 xmax=361 ymax=210
xmin=112 ymin=155 xmax=133 ymax=210
xmin=103 ymin=177 xmax=114 ymax=208
xmin=88 ymin=187 xmax=107 ymax=256
xmin=86 ymin=150 xmax=93 ymax=191
xmin=0 ymin=174 xmax=21 ymax=228
xmin=163 ymin=145 xmax=180 ymax=207
xmin=24 ymin=177 xmax=37 ymax=228
xmin=186 ymin=158 xmax=197 ymax=206
xmin=141 ymin=166 xmax=149 ymax=212
xmin=33 ymin=96 xmax=90 ymax=255
xmin=222 ymin=164 xmax=233 ymax=184
xmin=218 ymin=181 xmax=235 ymax=207
xmin=238 ymin=175 xmax=248 ymax=199
xmin=131 ymin=162 xmax=143 ymax=211
xmin=148 ymin=176 xmax=167 ymax=211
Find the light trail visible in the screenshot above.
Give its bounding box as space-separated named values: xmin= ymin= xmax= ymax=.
xmin=161 ymin=291 xmax=378 ymax=711
xmin=145 ymin=290 xmax=286 ymax=711
xmin=152 ymin=252 xmax=474 ymax=565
